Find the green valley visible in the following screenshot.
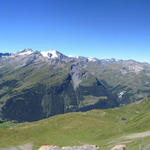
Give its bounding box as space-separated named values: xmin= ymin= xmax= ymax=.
xmin=0 ymin=99 xmax=150 ymax=150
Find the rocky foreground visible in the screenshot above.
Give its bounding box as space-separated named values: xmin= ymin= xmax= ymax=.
xmin=39 ymin=144 xmax=126 ymax=150
xmin=0 ymin=144 xmax=126 ymax=150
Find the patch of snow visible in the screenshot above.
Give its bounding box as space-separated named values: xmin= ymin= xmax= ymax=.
xmin=18 ymin=50 xmax=33 ymax=56
xmin=41 ymin=50 xmax=58 ymax=58
xmin=68 ymin=55 xmax=73 ymax=58
xmin=128 ymin=64 xmax=143 ymax=73
xmin=88 ymin=57 xmax=96 ymax=62
xmin=118 ymin=91 xmax=126 ymax=99
xmin=68 ymin=55 xmax=79 ymax=59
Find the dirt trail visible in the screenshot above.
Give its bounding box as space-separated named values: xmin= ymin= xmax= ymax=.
xmin=122 ymin=130 xmax=150 ymax=139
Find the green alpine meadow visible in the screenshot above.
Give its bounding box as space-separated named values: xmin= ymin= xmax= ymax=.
xmin=0 ymin=98 xmax=150 ymax=150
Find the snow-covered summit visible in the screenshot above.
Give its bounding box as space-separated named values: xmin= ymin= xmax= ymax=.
xmin=17 ymin=49 xmax=33 ymax=56
xmin=88 ymin=57 xmax=97 ymax=62
xmin=40 ymin=50 xmax=59 ymax=58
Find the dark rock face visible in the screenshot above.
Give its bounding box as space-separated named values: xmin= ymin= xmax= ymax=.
xmin=0 ymin=53 xmax=11 ymax=57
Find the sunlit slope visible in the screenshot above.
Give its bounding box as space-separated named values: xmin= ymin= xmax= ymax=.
xmin=0 ymin=99 xmax=150 ymax=150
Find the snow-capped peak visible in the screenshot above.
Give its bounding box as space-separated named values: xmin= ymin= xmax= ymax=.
xmin=88 ymin=57 xmax=96 ymax=62
xmin=68 ymin=55 xmax=73 ymax=58
xmin=18 ymin=49 xmax=33 ymax=56
xmin=40 ymin=50 xmax=58 ymax=58
xmin=68 ymin=55 xmax=79 ymax=59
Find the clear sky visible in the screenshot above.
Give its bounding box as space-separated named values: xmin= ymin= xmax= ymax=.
xmin=0 ymin=0 xmax=150 ymax=62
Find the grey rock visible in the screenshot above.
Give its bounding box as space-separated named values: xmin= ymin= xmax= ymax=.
xmin=62 ymin=145 xmax=99 ymax=150
xmin=39 ymin=146 xmax=62 ymax=150
xmin=39 ymin=145 xmax=100 ymax=150
xmin=111 ymin=144 xmax=126 ymax=150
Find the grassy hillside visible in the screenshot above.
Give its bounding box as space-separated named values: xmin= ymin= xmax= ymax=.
xmin=0 ymin=99 xmax=150 ymax=150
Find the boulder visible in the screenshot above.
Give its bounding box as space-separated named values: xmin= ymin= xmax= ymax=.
xmin=39 ymin=145 xmax=100 ymax=150
xmin=62 ymin=144 xmax=100 ymax=150
xmin=111 ymin=144 xmax=126 ymax=150
xmin=39 ymin=145 xmax=61 ymax=150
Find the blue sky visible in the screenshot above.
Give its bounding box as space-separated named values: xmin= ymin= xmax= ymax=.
xmin=0 ymin=0 xmax=150 ymax=62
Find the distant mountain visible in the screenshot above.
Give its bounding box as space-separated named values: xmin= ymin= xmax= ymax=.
xmin=0 ymin=53 xmax=11 ymax=57
xmin=0 ymin=49 xmax=150 ymax=122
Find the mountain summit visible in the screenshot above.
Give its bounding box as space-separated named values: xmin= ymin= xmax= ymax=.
xmin=17 ymin=49 xmax=34 ymax=55
xmin=40 ymin=50 xmax=60 ymax=58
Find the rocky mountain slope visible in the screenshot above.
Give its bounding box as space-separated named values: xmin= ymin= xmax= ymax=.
xmin=0 ymin=49 xmax=150 ymax=122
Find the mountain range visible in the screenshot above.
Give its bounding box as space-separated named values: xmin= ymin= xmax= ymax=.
xmin=0 ymin=49 xmax=150 ymax=122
